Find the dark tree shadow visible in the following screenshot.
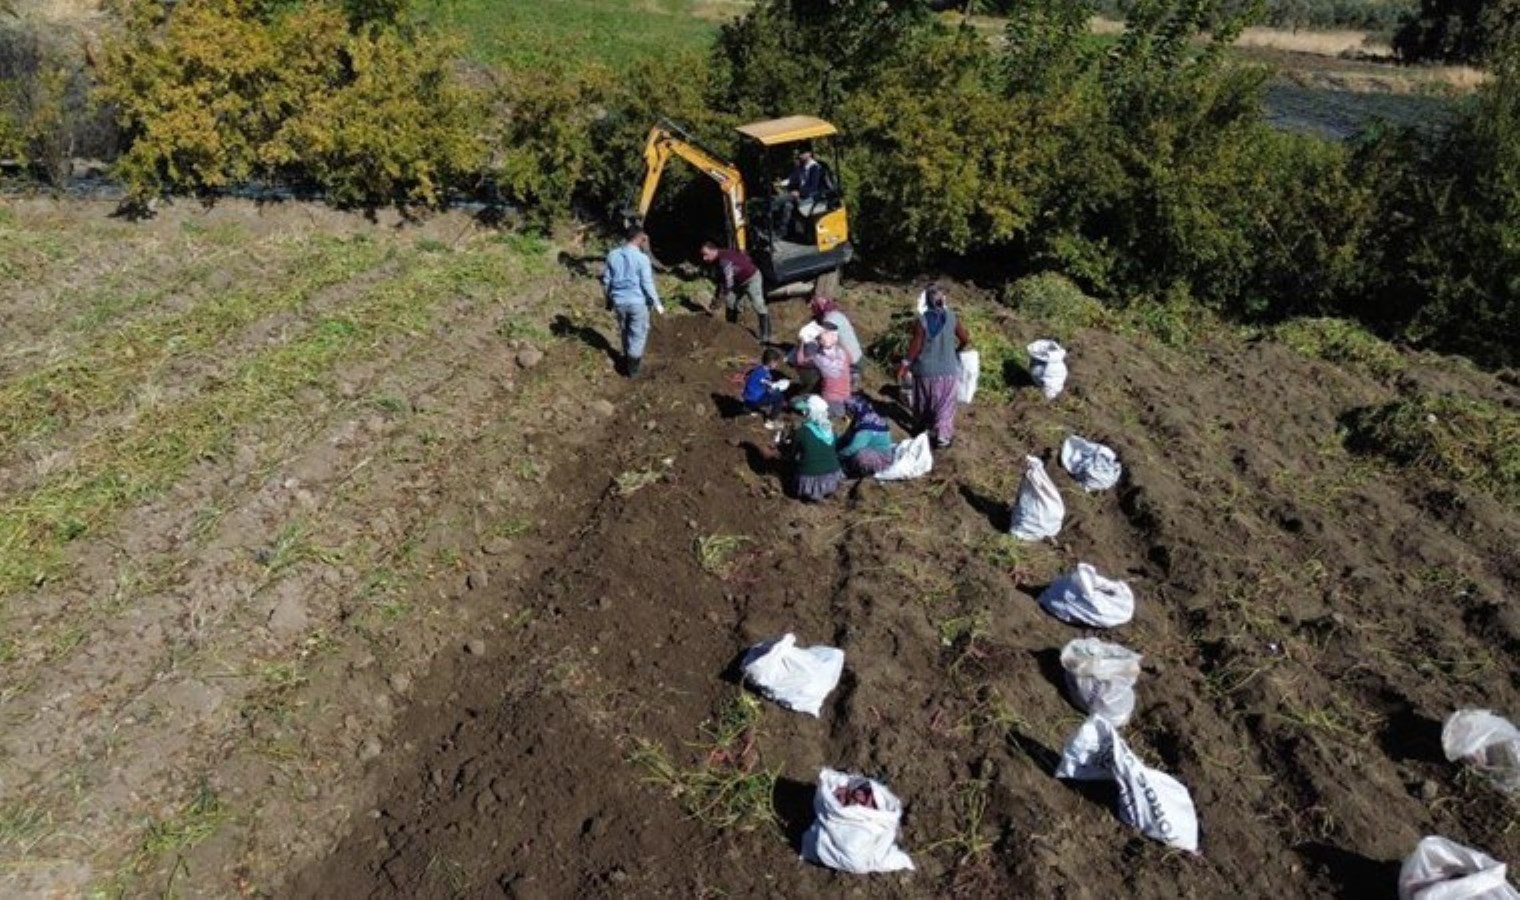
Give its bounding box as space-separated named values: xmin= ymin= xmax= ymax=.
xmin=550 ymin=314 xmax=619 ymax=364
xmin=1031 ymin=648 xmax=1075 ymax=709
xmin=738 ymin=440 xmax=784 ymax=480
xmin=772 ymin=777 xmax=815 ymax=853
xmin=1003 ymin=355 xmax=1035 ymax=389
xmin=679 ymin=296 xmax=710 ymax=314
xmin=555 ymin=250 xmax=598 ymax=279
xmin=1296 ymin=842 xmax=1400 ymax=898
xmin=870 ymin=384 xmax=916 ymax=432
xmin=1377 ymin=703 xmax=1446 ymax=764
xmin=710 ymin=392 xmax=752 ymax=420
xmin=959 ymin=483 xmax=1009 ymax=532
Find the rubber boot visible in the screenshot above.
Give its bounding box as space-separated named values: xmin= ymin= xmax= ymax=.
xmin=626 ymin=355 xmax=642 ymax=378
xmin=724 ymin=306 xmax=739 ymax=325
xmin=757 ymin=313 xmax=772 ymax=345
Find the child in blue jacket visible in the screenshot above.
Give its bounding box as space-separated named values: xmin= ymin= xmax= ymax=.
xmin=743 ymin=347 xmax=788 ymax=425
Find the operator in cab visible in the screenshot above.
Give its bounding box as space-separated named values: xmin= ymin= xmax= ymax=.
xmin=777 ymin=146 xmax=826 ymax=239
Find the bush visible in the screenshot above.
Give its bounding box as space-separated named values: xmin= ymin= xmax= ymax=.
xmin=96 ymin=0 xmax=482 ymax=205
xmin=1342 ymin=393 xmax=1520 ymax=502
xmin=0 ymin=17 xmax=119 ymax=183
xmin=1001 ymin=272 xmax=1112 ymax=335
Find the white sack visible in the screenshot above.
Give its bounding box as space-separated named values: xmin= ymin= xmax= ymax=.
xmin=875 ymin=433 xmax=933 ymax=482
xmin=1060 ymin=434 xmax=1122 ymax=492
xmin=1443 ymin=710 xmax=1520 ymax=795
xmin=1009 ymin=455 xmax=1064 ymax=541
xmin=799 ymin=321 xmax=825 ymax=345
xmin=1040 ymin=563 xmax=1135 ymax=628
xmin=1061 ymin=637 xmax=1143 ymax=726
xmin=740 ymin=634 xmax=844 ymax=718
xmin=1056 ymin=716 xmax=1200 ymax=853
xmin=802 ymin=769 xmax=915 ymax=874
xmin=1399 ymin=836 xmax=1519 ymax=900
xmin=914 ymin=290 xmax=928 ymax=315
xmin=1028 ymin=339 xmax=1069 ymax=400
xmin=956 ymin=350 xmax=980 ymax=404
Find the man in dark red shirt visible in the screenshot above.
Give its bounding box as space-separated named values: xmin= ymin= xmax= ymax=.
xmin=701 ymin=241 xmax=770 ymax=344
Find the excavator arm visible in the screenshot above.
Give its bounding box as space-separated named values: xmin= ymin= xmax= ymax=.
xmin=635 ymin=119 xmax=750 ymax=251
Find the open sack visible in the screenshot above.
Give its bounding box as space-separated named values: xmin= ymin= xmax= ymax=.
xmin=1061 ymin=638 xmax=1143 ymax=726
xmin=1399 ymin=836 xmax=1519 ymax=900
xmin=802 ymin=769 xmax=915 ymax=874
xmin=875 ymin=433 xmax=934 ymax=482
xmin=1060 ymin=434 xmax=1122 ymax=492
xmin=1443 ymin=710 xmax=1520 ymax=795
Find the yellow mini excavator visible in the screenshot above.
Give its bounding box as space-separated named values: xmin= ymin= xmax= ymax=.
xmin=629 ymin=115 xmax=853 ymax=296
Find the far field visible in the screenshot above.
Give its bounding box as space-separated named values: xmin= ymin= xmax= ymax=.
xmin=423 ymin=0 xmax=1479 ymax=139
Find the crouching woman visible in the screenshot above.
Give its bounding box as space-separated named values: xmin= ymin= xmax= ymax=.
xmin=788 ymin=395 xmax=843 ymax=502
xmin=838 ymin=395 xmax=894 ymax=478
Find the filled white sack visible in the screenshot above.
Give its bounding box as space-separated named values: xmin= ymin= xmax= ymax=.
xmin=1061 ymin=637 xmax=1143 ymax=726
xmin=914 ymin=290 xmax=928 ymax=315
xmin=1399 ymin=836 xmax=1520 ymax=900
xmin=875 ymin=433 xmax=933 ymax=482
xmin=1056 ymin=716 xmax=1200 ymax=853
xmin=956 ymin=350 xmax=980 ymax=404
xmin=1028 ymin=339 xmax=1068 ymax=400
xmin=1009 ymin=455 xmax=1064 ymax=541
xmin=1443 ymin=710 xmax=1520 ymax=795
xmin=1040 ymin=563 xmax=1135 ymax=628
xmin=740 ymin=634 xmax=844 ymax=718
xmin=802 ymin=769 xmax=915 ymax=874
xmin=1060 ymin=434 xmax=1122 ymax=492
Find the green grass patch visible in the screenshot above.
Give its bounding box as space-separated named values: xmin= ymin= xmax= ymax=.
xmin=1342 ymin=393 xmax=1520 ymax=503
xmin=0 ymin=243 xmax=531 ymax=597
xmin=0 ymin=235 xmax=388 ymax=451
xmin=1001 ymin=271 xmax=1112 ymax=338
xmin=1273 ymin=317 xmax=1402 ymax=378
xmin=627 ymin=692 xmax=777 ymax=833
xmin=422 ymin=0 xmax=721 ymax=69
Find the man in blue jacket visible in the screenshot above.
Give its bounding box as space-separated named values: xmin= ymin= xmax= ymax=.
xmin=601 ymin=226 xmax=664 ymax=377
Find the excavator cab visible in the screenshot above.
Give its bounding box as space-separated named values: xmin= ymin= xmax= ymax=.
xmin=630 ymin=115 xmax=853 ymax=296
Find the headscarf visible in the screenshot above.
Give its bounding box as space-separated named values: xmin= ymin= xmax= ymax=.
xmin=811 ymin=296 xmax=840 ymax=321
xmin=923 ymin=284 xmax=949 ymax=339
xmin=845 ymin=394 xmax=889 ymax=434
xmin=796 ymin=394 xmax=835 ymax=445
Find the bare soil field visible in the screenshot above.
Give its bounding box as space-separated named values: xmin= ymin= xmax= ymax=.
xmin=1 ymin=198 xmax=1517 ymax=898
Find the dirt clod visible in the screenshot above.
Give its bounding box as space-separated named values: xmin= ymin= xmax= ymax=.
xmin=516 ymin=347 xmax=545 ymax=369
xmin=467 ymin=570 xmax=489 ymax=591
xmin=465 ymin=639 xmax=486 ymax=656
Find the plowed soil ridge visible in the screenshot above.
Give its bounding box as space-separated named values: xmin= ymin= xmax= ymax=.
xmin=295 ymin=303 xmax=1519 ymax=898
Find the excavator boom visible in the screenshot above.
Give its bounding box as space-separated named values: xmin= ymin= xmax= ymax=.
xmin=635 ymin=119 xmax=749 ymax=251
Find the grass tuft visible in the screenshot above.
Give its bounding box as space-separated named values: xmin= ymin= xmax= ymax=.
xmin=627 ymin=692 xmax=777 ymax=833
xmin=1273 ymin=317 xmax=1402 ymax=378
xmin=1341 ymin=393 xmax=1520 ymax=502
xmin=694 ymin=533 xmax=750 ymax=578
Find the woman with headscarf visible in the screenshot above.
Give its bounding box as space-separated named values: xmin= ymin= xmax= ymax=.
xmin=838 ymin=394 xmax=894 ymax=478
xmin=809 ymin=296 xmax=863 ymax=390
xmin=898 ymin=283 xmax=971 ymax=449
xmin=788 ymin=394 xmax=843 ymax=501
xmin=794 ymin=322 xmax=853 ymax=418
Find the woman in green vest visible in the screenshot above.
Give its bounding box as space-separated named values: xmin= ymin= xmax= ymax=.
xmin=788 ymin=394 xmax=843 ymax=502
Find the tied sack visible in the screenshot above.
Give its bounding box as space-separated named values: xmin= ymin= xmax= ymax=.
xmin=956 ymin=350 xmax=981 ymax=404
xmin=1060 ymin=434 xmax=1122 ymax=492
xmin=740 ymin=634 xmax=844 ymax=718
xmin=1061 ymin=638 xmax=1143 ymax=726
xmin=1443 ymin=710 xmax=1520 ymax=796
xmin=803 ymin=769 xmax=915 ymax=874
xmin=1056 ymin=716 xmax=1200 ymax=853
xmin=876 ymin=433 xmax=933 ymax=482
xmin=1040 ymin=563 xmax=1136 ymax=628
xmin=1028 ymin=339 xmax=1068 ymax=400
xmin=1009 ymin=455 xmax=1064 ymax=541
xmin=1399 ymin=836 xmax=1520 ymax=900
